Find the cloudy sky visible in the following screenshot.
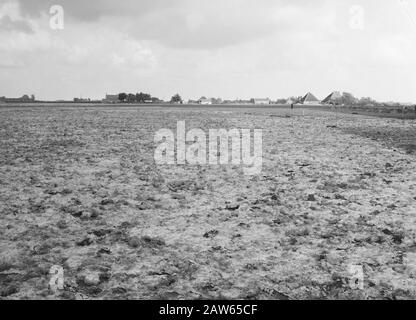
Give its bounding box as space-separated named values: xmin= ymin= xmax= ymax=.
xmin=0 ymin=0 xmax=415 ymax=102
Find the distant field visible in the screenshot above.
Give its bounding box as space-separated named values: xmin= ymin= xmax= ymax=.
xmin=312 ymin=104 xmax=416 ymax=120
xmin=2 ymin=102 xmax=416 ymax=120
xmin=1 ymin=106 xmax=416 ymax=299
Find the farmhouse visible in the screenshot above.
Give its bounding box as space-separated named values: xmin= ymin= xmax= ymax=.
xmin=102 ymin=94 xmax=119 ymax=103
xmin=199 ymin=98 xmax=212 ymax=105
xmin=322 ymin=91 xmax=342 ymax=105
xmin=253 ymin=98 xmax=270 ymax=105
xmin=0 ymin=95 xmax=35 ymax=103
xmin=300 ymin=92 xmax=320 ymax=105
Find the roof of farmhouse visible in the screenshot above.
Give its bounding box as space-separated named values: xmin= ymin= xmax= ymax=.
xmin=322 ymin=91 xmax=342 ymax=103
xmin=301 ymin=92 xmax=320 ymax=103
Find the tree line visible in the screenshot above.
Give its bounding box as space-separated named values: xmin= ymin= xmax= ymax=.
xmin=118 ymin=92 xmax=157 ymax=103
xmin=118 ymin=92 xmax=183 ymax=103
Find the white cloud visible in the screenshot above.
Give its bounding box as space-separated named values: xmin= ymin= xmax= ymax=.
xmin=0 ymin=0 xmax=415 ymax=102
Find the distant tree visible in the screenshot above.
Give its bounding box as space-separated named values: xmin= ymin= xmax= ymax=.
xmin=118 ymin=93 xmax=127 ymax=102
xmin=134 ymin=92 xmax=152 ymax=103
xmin=341 ymin=92 xmax=358 ymax=106
xmin=332 ymin=97 xmax=343 ymax=106
xmin=358 ymin=97 xmax=377 ymax=106
xmin=170 ymin=94 xmax=183 ymax=104
xmin=135 ymin=92 xmax=143 ymax=103
xmin=127 ymin=93 xmax=136 ymax=103
xmin=290 ymin=96 xmax=303 ymax=104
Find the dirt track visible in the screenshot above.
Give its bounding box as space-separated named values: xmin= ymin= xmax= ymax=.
xmin=1 ymin=106 xmax=416 ymax=299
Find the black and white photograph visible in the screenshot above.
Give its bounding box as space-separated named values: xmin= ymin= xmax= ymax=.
xmin=1 ymin=0 xmax=416 ymax=306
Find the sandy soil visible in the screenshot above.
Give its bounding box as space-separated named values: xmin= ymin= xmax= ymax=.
xmin=1 ymin=106 xmax=416 ymax=300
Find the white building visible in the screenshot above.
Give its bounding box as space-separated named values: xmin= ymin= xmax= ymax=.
xmin=102 ymin=94 xmax=119 ymax=103
xmin=253 ymin=98 xmax=270 ymax=105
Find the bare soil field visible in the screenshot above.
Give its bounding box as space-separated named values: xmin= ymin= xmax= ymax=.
xmin=1 ymin=106 xmax=416 ymax=300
